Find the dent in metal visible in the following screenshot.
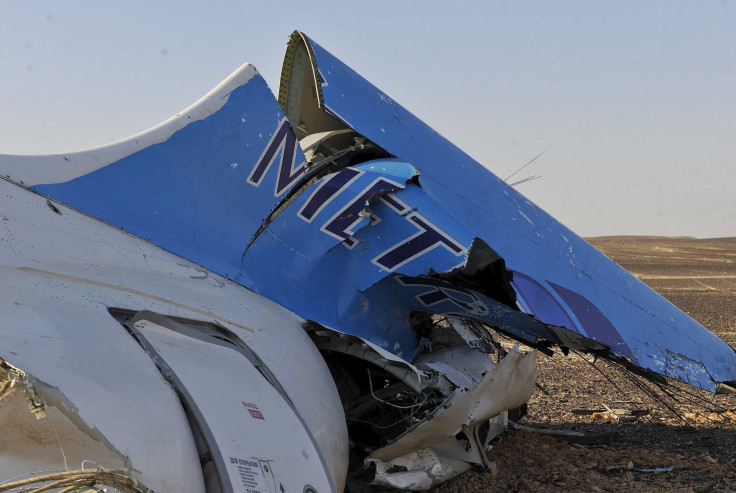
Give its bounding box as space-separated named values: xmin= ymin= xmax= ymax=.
xmin=0 ymin=359 xmax=133 ymax=471
xmin=369 ymin=348 xmax=536 ymax=464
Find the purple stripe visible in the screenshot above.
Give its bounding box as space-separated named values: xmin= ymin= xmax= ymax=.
xmin=549 ymin=282 xmax=636 ymax=361
xmin=511 ymin=271 xmax=580 ymax=333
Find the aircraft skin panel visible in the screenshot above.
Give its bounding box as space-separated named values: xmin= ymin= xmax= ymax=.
xmin=2 ymin=71 xmax=308 ymax=285
xmin=0 ymin=270 xmax=207 ymax=493
xmin=130 ymin=317 xmax=334 ymax=493
xmin=1 ymin=33 xmax=731 ymax=392
xmin=240 ymin=159 xmax=474 ymax=354
xmin=0 ymin=64 xmax=259 ymax=187
xmin=242 ymin=160 xmax=571 ymax=360
xmin=297 ymin=34 xmax=736 ymax=390
xmin=0 ymin=179 xmax=348 ymax=491
xmin=2 ymin=33 xmax=735 ymax=492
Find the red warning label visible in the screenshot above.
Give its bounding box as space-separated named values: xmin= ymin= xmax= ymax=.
xmin=242 ymin=401 xmax=265 ymax=420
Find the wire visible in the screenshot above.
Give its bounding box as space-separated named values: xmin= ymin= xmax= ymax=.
xmin=598 ymin=357 xmax=735 ymax=472
xmin=366 ymin=369 xmax=427 ymax=410
xmin=47 ymin=417 xmax=69 ymax=472
xmin=0 ymin=468 xmax=152 ymax=493
xmin=0 ymin=471 xmax=65 ymax=488
xmin=346 ymin=408 xmax=423 ymax=430
xmin=572 ymin=350 xmax=629 ymax=397
xmin=508 ymin=174 xmax=542 ymax=187
xmin=504 ymin=147 xmax=550 ymax=182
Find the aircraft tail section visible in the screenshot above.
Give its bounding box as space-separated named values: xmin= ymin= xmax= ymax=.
xmin=0 ymin=63 xmax=308 ymax=280
xmin=275 ymin=30 xmax=736 ymax=392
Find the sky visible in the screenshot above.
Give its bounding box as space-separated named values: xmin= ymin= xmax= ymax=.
xmin=1 ymin=1 xmax=734 ymax=238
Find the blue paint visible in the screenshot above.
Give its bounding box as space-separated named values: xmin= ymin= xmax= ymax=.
xmin=34 ymin=74 xmax=306 ymax=280
xmin=549 ymin=281 xmax=636 ymax=361
xmin=246 ymin=117 xmax=306 ymax=196
xmin=298 ymin=168 xmax=362 ymax=222
xmin=512 ymin=272 xmax=581 ymax=336
xmin=30 ymin=37 xmax=736 ymax=391
xmin=240 ymin=160 xmax=477 ymax=354
xmin=303 ymin=34 xmax=736 ymax=390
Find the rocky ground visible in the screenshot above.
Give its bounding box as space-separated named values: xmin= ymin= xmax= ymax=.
xmin=436 ymin=236 xmax=736 ymax=492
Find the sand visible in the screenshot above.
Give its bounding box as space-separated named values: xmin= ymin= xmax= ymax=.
xmin=436 ymin=236 xmax=736 ymax=493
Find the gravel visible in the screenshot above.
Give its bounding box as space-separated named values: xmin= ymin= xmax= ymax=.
xmin=435 ymin=236 xmax=736 ymax=493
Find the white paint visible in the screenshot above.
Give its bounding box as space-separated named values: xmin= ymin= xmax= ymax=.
xmin=370 ymin=349 xmax=537 ymax=462
xmin=0 ymin=180 xmax=348 ymax=491
xmin=371 ymin=449 xmax=471 ymax=491
xmin=0 ymin=271 xmax=206 ymax=493
xmin=365 ymin=349 xmax=536 ymax=491
xmin=0 ymin=64 xmax=258 ymax=186
xmin=133 ymin=318 xmax=332 ymax=493
xmin=518 ymin=209 xmax=534 ymax=225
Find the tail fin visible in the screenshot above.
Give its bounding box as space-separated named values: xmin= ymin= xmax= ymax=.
xmin=0 ymin=63 xmax=308 ymax=279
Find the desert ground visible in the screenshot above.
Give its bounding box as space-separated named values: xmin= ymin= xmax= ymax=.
xmin=437 ymin=236 xmax=736 ymax=493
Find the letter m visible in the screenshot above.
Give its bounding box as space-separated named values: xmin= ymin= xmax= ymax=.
xmin=247 ymin=117 xmax=306 ymax=197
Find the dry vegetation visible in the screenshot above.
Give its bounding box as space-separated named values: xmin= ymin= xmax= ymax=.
xmin=437 ymin=236 xmax=736 ymax=492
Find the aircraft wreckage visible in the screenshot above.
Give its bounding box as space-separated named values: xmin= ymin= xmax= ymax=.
xmin=1 ymin=30 xmax=735 ymax=493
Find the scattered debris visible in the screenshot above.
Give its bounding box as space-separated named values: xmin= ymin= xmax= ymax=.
xmin=637 ymin=467 xmax=673 ymax=474
xmin=572 ymin=408 xmax=650 ymax=418
xmin=572 ymin=403 xmax=650 ymax=423
xmin=510 ymin=421 xmax=585 ymax=437
xmin=601 ymin=403 xmax=637 ymax=422
xmin=509 ymin=421 xmax=615 ymax=445
xmin=436 ymin=430 xmax=734 ymax=493
xmin=489 ymin=461 xmax=498 ymax=479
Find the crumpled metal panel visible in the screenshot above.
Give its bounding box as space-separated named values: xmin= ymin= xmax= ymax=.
xmin=11 ymin=32 xmax=736 ymax=392
xmin=298 ymin=33 xmax=736 ymax=390
xmin=241 ymin=160 xmax=562 ymax=359
xmin=370 ymin=449 xmax=472 ymax=491
xmin=370 ymin=348 xmax=536 ymax=463
xmin=0 ymin=178 xmax=349 ymax=492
